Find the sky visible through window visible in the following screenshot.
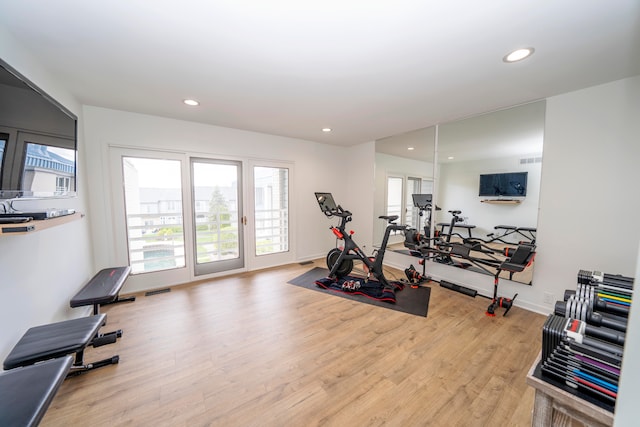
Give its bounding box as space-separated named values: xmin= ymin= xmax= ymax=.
xmin=126 ymin=157 xmax=237 ymax=188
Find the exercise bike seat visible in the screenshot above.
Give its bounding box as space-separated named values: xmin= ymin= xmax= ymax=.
xmin=378 ymin=215 xmax=399 ymax=223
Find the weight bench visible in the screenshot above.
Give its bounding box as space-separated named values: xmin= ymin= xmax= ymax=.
xmin=0 ymin=356 xmax=72 ymax=426
xmin=71 ymin=266 xmax=134 ymax=315
xmin=499 ymin=243 xmax=536 ymax=280
xmin=437 ymin=222 xmax=476 ymax=239
xmin=2 ymin=266 xmax=134 ymax=379
xmin=491 ymin=225 xmax=537 ymax=244
xmin=70 ymin=266 xmax=134 ymax=343
xmin=3 ymin=314 xmax=119 ymax=374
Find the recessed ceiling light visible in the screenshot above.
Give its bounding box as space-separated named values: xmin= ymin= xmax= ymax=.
xmin=322 ymin=128 xmax=332 ymax=132
xmin=408 ymin=147 xmax=415 ymax=151
xmin=448 ymin=156 xmax=455 ymax=160
xmin=503 ymin=47 xmax=535 ymax=63
xmin=183 ymin=99 xmax=200 ymax=106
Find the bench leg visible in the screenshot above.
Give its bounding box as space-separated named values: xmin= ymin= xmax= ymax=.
xmin=91 ymin=329 xmax=123 ymax=347
xmin=68 ymin=350 xmax=120 ymax=377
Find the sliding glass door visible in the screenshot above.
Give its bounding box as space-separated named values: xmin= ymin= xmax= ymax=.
xmin=121 ymin=156 xmax=187 ymax=275
xmin=111 ymin=148 xmax=294 ymax=286
xmin=191 ymin=158 xmax=244 ymax=275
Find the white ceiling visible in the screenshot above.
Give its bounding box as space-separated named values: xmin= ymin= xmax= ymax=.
xmin=1 ymin=1 xmax=639 ymax=146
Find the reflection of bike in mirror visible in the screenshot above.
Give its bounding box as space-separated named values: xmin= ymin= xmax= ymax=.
xmin=315 ymin=192 xmax=406 ymax=291
xmin=403 ymin=193 xmax=441 ymax=254
xmin=405 ymin=207 xmax=466 ymax=266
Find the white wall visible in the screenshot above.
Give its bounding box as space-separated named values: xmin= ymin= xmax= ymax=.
xmin=0 ymin=29 xmax=94 ymax=361
xmin=538 ymin=76 xmax=640 ymax=425
xmin=536 ymin=76 xmax=640 ymax=283
xmin=347 ymin=141 xmax=376 ymax=251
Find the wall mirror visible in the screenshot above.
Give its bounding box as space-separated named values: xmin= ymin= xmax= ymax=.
xmin=374 ymin=100 xmax=545 ymax=285
xmin=434 ymin=100 xmax=545 ymax=284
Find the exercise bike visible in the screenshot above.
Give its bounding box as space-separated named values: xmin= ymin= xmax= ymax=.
xmin=315 ymin=192 xmax=406 ymax=291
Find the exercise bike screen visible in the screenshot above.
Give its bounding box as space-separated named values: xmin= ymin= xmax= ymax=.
xmin=315 ymin=192 xmax=337 ymax=213
xmin=412 ymin=193 xmax=432 ymax=209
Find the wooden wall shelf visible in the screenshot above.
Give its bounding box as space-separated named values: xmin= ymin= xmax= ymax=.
xmin=481 ymin=199 xmax=522 ymax=205
xmin=0 ymin=212 xmax=82 ymax=236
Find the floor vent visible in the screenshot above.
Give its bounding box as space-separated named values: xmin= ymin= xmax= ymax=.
xmin=145 ymin=288 xmax=171 ymax=296
xmin=299 ymin=261 xmax=314 ymax=266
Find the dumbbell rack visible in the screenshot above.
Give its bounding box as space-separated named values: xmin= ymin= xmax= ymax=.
xmin=535 ymin=269 xmax=633 ymax=413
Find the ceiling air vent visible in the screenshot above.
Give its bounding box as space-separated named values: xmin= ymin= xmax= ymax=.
xmin=520 ymin=157 xmax=542 ymax=164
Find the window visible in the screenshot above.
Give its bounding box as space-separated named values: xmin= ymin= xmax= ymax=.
xmin=0 ymin=137 xmax=5 ymax=189
xmin=386 ymin=176 xmax=403 ymax=219
xmin=254 ymin=166 xmax=289 ymax=255
xmin=121 ymin=157 xmax=186 ymax=275
xmin=22 ymin=142 xmax=75 ymax=196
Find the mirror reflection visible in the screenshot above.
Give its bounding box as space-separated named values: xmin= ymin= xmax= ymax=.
xmin=374 ymin=100 xmax=545 ymax=285
xmin=374 ymin=127 xmax=435 ymax=249
xmin=434 ymin=101 xmax=545 ymax=284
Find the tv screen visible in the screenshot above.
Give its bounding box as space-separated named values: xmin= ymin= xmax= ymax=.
xmin=0 ymin=59 xmax=77 ymax=200
xmin=479 ymin=172 xmax=528 ymax=197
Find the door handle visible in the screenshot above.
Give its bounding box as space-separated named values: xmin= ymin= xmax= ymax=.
xmin=242 ymin=216 xmax=247 ymax=226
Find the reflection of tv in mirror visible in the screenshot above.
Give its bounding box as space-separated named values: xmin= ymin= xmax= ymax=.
xmin=0 ymin=59 xmax=78 ymax=200
xmin=412 ymin=193 xmax=432 ymax=209
xmin=479 ymin=172 xmax=527 ymax=197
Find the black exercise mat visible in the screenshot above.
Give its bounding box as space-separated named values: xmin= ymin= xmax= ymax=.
xmin=287 ymin=267 xmax=430 ymax=317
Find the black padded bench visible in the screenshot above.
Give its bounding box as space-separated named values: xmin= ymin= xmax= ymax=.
xmin=0 ymin=356 xmax=72 ymax=426
xmin=493 ymin=225 xmax=537 ymax=243
xmin=70 ymin=266 xmax=134 ymax=315
xmin=437 ymin=222 xmax=476 ymax=239
xmin=70 ymin=266 xmax=134 ymax=343
xmin=3 ymin=314 xmax=119 ymax=374
xmin=499 ymin=243 xmax=536 ymax=280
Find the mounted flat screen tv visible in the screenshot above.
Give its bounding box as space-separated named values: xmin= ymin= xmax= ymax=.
xmin=479 ymin=172 xmax=528 ymax=198
xmin=0 ymin=59 xmax=77 ymax=200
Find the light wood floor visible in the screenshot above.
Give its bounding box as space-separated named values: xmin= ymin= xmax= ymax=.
xmin=41 ymin=260 xmax=545 ymax=426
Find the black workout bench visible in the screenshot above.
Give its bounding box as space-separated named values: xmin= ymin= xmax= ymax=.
xmin=3 ymin=314 xmax=119 ymax=374
xmin=491 ymin=225 xmax=537 ymax=244
xmin=499 ymin=243 xmax=536 ymax=280
xmin=71 ymin=266 xmax=134 ymax=315
xmin=70 ymin=266 xmax=134 ymax=344
xmin=0 ymin=356 xmax=73 ymax=426
xmin=3 ymin=266 xmax=133 ymax=375
xmin=437 ymin=222 xmax=476 ymax=239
